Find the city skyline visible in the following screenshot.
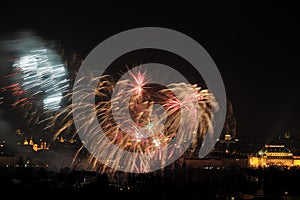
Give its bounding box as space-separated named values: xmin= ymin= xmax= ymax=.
xmin=1 ymin=2 xmax=300 ymax=198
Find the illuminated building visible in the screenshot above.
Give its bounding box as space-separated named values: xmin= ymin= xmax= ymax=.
xmin=249 ymin=144 xmax=300 ymax=168
xmin=68 ymin=139 xmax=76 ymax=144
xmin=0 ymin=140 xmax=5 ymax=155
xmin=40 ymin=141 xmax=48 ymax=150
xmin=224 ymin=134 xmax=231 ymax=141
xmin=184 ymin=150 xmax=249 ymax=169
xmin=294 ymin=157 xmax=300 ymax=166
xmin=59 ymin=136 xmax=65 ymax=143
xmin=214 ymin=132 xmax=240 ymax=155
xmin=33 ymin=144 xmax=38 ymax=152
xmin=16 ymin=129 xmax=24 ymax=136
xmin=29 ymin=137 xmax=34 ymax=146
xmin=23 ymin=138 xmax=29 ymax=145
xmin=30 ymin=141 xmax=49 ymax=152
xmin=284 ymin=132 xmax=291 ymax=139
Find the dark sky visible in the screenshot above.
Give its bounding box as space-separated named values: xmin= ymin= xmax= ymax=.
xmin=0 ymin=1 xmax=299 ymax=142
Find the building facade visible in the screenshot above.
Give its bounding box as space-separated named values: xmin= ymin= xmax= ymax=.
xmin=249 ymin=144 xmax=300 ymax=168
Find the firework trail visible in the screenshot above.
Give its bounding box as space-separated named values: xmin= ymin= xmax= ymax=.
xmin=0 ymin=31 xmax=69 ymax=129
xmin=54 ymin=67 xmax=218 ymax=173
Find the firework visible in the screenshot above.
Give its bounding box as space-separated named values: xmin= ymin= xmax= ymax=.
xmin=55 ymin=67 xmax=218 ymax=173
xmin=0 ymin=32 xmax=69 ymax=128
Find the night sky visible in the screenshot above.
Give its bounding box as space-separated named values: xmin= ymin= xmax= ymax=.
xmin=0 ymin=1 xmax=299 ymax=142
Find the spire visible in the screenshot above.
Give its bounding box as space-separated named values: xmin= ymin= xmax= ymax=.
xmin=59 ymin=136 xmax=64 ymax=143
xmin=24 ymin=138 xmax=29 ymax=145
xmin=29 ymin=137 xmax=34 ymax=146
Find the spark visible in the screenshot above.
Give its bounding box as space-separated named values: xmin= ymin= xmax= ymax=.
xmin=52 ymin=69 xmax=218 ymax=173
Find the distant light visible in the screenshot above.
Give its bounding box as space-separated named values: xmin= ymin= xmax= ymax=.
xmin=225 ymin=134 xmax=231 ymax=141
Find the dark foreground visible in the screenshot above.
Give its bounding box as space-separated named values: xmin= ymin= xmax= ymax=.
xmin=1 ymin=166 xmax=300 ymax=199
